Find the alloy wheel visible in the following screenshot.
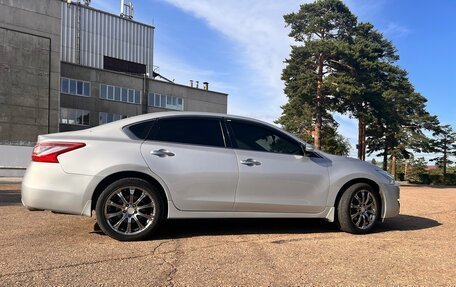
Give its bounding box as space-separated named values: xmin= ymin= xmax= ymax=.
xmin=349 ymin=189 xmax=377 ymax=230
xmin=104 ymin=186 xmax=156 ymax=235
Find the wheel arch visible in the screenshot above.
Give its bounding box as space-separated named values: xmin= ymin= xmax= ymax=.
xmin=91 ymin=171 xmax=169 ymax=217
xmin=334 ymin=178 xmax=382 ymax=218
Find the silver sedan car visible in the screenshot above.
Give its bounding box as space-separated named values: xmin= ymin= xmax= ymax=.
xmin=22 ymin=112 xmax=400 ymax=241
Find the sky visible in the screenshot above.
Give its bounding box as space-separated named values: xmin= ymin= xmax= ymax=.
xmin=92 ymin=0 xmax=456 ymax=159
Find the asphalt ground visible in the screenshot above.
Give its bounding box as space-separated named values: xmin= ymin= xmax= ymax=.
xmin=0 ymin=184 xmax=455 ymax=286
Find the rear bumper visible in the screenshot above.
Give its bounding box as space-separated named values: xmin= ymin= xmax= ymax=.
xmin=21 ymin=162 xmax=95 ymax=216
xmin=380 ymin=183 xmax=400 ymax=219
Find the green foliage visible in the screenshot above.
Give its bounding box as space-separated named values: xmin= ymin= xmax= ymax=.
xmin=366 ymin=66 xmax=438 ymax=152
xmin=403 ymin=157 xmax=427 ymax=183
xmin=333 ymin=22 xmax=398 ymax=118
xmin=323 ymin=129 xmax=351 ymax=155
xmin=278 ymin=0 xmax=356 ymax=151
xmin=418 ymin=174 xmax=456 ymax=185
xmin=429 ymin=125 xmax=456 ymax=176
xmin=401 ymin=155 xmax=456 ymax=185
xmin=278 ymin=0 xmax=443 ymax=165
xmin=275 ymin=103 xmax=350 ymax=155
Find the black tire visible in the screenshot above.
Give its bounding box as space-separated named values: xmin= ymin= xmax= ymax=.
xmin=337 ymin=183 xmax=380 ymax=234
xmin=95 ymin=178 xmax=163 ymax=241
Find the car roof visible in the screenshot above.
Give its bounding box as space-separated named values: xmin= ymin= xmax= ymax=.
xmin=111 ymin=111 xmax=270 ymax=127
xmin=43 ymin=111 xmax=313 ymax=149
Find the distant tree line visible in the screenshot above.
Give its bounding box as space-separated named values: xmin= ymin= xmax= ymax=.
xmin=277 ymin=0 xmax=455 ymax=178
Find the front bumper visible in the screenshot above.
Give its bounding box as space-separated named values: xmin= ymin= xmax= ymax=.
xmin=21 ymin=162 xmax=95 ymax=216
xmin=379 ymin=183 xmax=400 ymax=219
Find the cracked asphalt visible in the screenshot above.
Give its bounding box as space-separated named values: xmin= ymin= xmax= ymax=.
xmin=0 ymin=184 xmax=455 ymax=286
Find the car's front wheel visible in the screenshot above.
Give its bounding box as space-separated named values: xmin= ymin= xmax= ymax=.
xmin=337 ymin=183 xmax=380 ymax=234
xmin=95 ymin=178 xmax=163 ymax=241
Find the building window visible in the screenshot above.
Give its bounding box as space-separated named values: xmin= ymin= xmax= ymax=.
xmin=99 ymin=112 xmax=127 ymax=125
xmin=99 ymin=84 xmax=141 ymax=104
xmin=60 ymin=108 xmax=90 ymax=126
xmin=148 ymin=93 xmax=184 ymax=111
xmin=135 ymin=90 xmax=141 ymax=104
xmin=61 ymin=78 xmax=90 ymax=97
xmin=115 ymin=87 xmax=121 ymax=101
xmin=107 ymin=85 xmax=114 ymax=100
xmin=122 ymin=88 xmax=128 ymax=102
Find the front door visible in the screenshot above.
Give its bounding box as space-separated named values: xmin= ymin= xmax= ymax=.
xmin=227 ymin=119 xmax=330 ymax=213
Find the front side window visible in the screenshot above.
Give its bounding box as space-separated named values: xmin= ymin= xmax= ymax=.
xmin=149 ymin=117 xmax=225 ymax=148
xmin=228 ymin=120 xmax=302 ymax=155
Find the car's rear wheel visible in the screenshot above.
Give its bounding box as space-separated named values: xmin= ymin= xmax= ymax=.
xmin=95 ymin=178 xmax=163 ymax=241
xmin=337 ymin=183 xmax=380 ymax=234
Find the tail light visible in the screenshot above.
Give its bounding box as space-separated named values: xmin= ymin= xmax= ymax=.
xmin=32 ymin=142 xmax=86 ymax=163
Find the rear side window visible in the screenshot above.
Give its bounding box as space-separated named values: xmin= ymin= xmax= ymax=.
xmin=228 ymin=120 xmax=302 ymax=155
xmin=124 ymin=120 xmax=154 ymax=140
xmin=149 ymin=117 xmax=225 ymax=148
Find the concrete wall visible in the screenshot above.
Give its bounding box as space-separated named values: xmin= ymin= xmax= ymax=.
xmin=148 ymin=80 xmax=227 ymax=114
xmin=0 ymin=145 xmax=32 ymax=177
xmin=60 ymin=62 xmax=228 ymax=131
xmin=0 ymin=0 xmax=61 ymax=145
xmin=0 ymin=0 xmax=228 ymax=177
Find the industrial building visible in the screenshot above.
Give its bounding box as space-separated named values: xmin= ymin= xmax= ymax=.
xmin=0 ymin=0 xmax=228 ymax=176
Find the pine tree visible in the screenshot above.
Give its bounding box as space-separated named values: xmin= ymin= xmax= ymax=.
xmin=429 ymin=125 xmax=456 ymax=177
xmin=332 ymin=22 xmax=398 ymax=160
xmin=280 ymin=0 xmax=356 ymax=149
xmin=365 ymin=67 xmax=439 ymax=175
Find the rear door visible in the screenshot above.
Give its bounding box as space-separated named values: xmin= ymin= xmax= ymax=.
xmin=227 ymin=119 xmax=330 ymax=213
xmin=140 ymin=116 xmax=238 ymax=211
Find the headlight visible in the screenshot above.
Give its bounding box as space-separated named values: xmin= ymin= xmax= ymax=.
xmin=375 ymin=168 xmax=395 ymax=184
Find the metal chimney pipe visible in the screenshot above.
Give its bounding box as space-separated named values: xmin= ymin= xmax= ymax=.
xmin=203 ymin=82 xmax=209 ymax=90
xmin=190 ymin=80 xmax=193 ymax=88
xmin=120 ymin=0 xmax=125 ymax=16
xmin=129 ymin=2 xmax=134 ymax=19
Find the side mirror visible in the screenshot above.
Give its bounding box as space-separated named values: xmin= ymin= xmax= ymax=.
xmin=305 ymin=143 xmax=315 ymax=152
xmin=301 ymin=143 xmax=314 ymax=155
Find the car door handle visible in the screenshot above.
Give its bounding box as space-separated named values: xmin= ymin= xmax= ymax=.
xmin=151 ymin=149 xmax=175 ymax=157
xmin=240 ymin=158 xmax=261 ymax=166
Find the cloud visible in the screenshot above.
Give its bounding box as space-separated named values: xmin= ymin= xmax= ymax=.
xmin=382 ymin=22 xmax=411 ymax=38
xmin=162 ymin=0 xmax=306 ymax=119
xmin=92 ymin=0 xmax=364 ymax=154
xmin=154 ymin=52 xmax=238 ymax=93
